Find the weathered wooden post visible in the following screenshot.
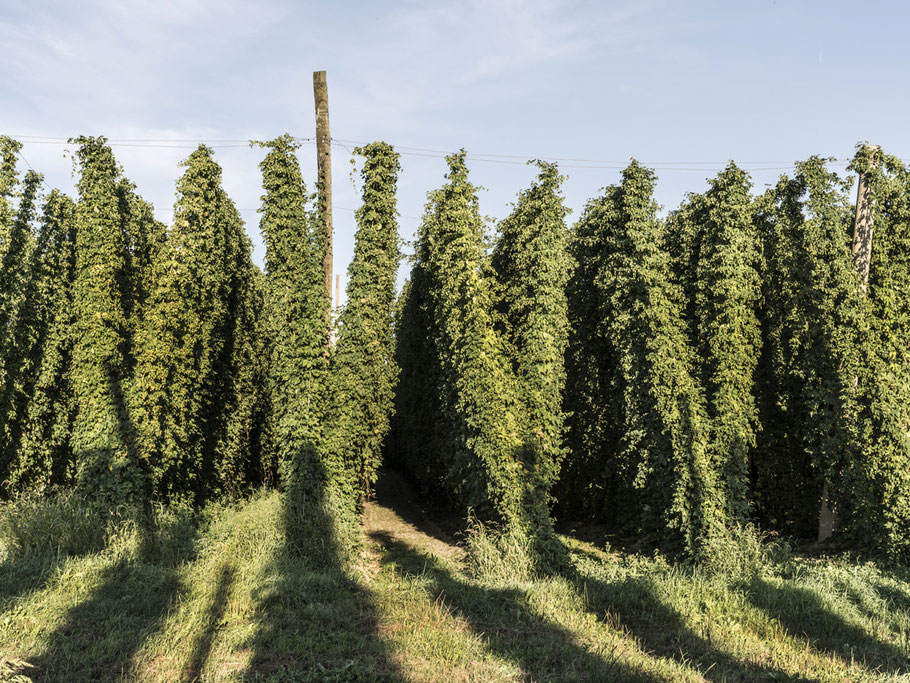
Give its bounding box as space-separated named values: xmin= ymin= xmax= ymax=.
xmin=313 ymin=70 xmax=333 ymax=314
xmin=852 ymin=144 xmax=880 ymax=293
xmin=335 ymin=273 xmax=341 ymax=314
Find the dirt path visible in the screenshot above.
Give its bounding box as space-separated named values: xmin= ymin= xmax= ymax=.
xmin=362 ymin=469 xmax=465 ymax=565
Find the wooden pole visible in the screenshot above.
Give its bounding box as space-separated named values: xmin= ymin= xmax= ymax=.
xmin=818 ymin=143 xmax=880 ymax=543
xmin=313 ymin=70 xmax=333 ymax=310
xmin=851 ymin=144 xmax=880 ymax=294
xmin=818 ymin=485 xmax=836 ymax=543
xmin=335 ymin=274 xmax=341 ymax=313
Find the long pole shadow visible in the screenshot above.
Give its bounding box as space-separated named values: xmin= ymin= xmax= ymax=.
xmin=371 ymin=529 xmax=665 ymax=681
xmin=185 ymin=563 xmax=235 ymax=682
xmin=565 ymin=567 xmax=797 ymax=681
xmin=21 ymin=372 xmax=200 ymax=682
xmin=742 ymin=574 xmax=910 ymax=675
xmin=794 ymin=569 xmax=910 ymax=655
xmin=865 ymin=572 xmax=910 ymax=618
xmin=25 ymin=546 xmax=190 ymax=682
xmin=243 ymin=455 xmax=403 ymax=681
xmin=0 ymin=532 xmax=104 ymax=616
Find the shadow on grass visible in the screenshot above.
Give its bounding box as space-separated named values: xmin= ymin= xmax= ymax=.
xmin=26 ymin=560 xmax=176 ymax=681
xmin=0 ymin=553 xmax=75 ymax=619
xmin=743 ymin=575 xmax=910 ymax=675
xmin=809 ymin=570 xmax=910 ymax=643
xmin=570 ymin=567 xmax=798 ymax=682
xmin=554 ymin=520 xmax=655 ymax=558
xmin=22 ymin=509 xmax=201 ymax=683
xmin=372 ymin=529 xmax=663 ymax=682
xmin=0 ymin=473 xmax=119 ymax=617
xmin=186 ymin=563 xmax=235 ymax=682
xmin=17 ymin=370 xmax=204 ymax=682
xmin=371 ymin=466 xmax=463 ymax=548
xmin=869 ymin=576 xmax=910 ymax=618
xmin=243 ymin=470 xmax=403 ymax=681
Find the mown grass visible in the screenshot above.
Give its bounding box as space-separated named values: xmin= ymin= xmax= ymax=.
xmin=1 ymin=481 xmax=909 ymax=681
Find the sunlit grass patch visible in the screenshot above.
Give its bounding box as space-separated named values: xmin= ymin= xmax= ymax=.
xmin=1 ymin=486 xmax=909 ymax=682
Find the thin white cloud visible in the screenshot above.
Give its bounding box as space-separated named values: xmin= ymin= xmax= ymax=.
xmin=4 ymin=0 xmax=884 ymax=287
xmin=389 ymin=0 xmax=592 ymax=84
xmin=98 ymin=0 xmax=221 ymax=24
xmin=322 ymin=0 xmax=700 ymax=133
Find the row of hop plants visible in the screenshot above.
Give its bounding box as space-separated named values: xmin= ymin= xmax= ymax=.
xmin=0 ymin=134 xmax=402 ymax=535
xmin=392 ymin=146 xmax=910 ymax=566
xmin=3 ymin=129 xmax=910 ymax=568
xmin=390 ymin=153 xmax=571 ymax=572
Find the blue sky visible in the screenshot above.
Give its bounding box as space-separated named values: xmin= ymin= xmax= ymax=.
xmin=1 ymin=0 xmax=906 ymax=301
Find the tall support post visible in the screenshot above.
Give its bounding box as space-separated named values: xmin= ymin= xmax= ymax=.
xmin=335 ymin=273 xmax=341 ymax=314
xmin=313 ymin=70 xmax=333 ymax=312
xmin=818 ymin=143 xmax=880 ymax=543
xmin=852 ymin=144 xmax=880 ymax=294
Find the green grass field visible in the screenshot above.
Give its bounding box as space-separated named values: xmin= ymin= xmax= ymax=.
xmin=1 ymin=472 xmax=909 ymax=682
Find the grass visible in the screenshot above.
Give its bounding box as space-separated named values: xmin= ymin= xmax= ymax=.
xmin=0 ymin=476 xmax=909 ymax=681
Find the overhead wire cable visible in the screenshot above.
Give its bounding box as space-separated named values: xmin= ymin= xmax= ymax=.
xmin=8 ymin=132 xmax=856 ymax=172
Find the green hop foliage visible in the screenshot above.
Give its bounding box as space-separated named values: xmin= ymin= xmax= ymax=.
xmin=666 ymin=163 xmax=762 ymax=524
xmin=753 ymin=157 xmax=865 ymax=536
xmin=69 ymin=136 xmax=144 ymax=504
xmin=842 ymin=147 xmax=910 ymax=562
xmin=130 ymin=144 xmax=257 ymax=502
xmin=322 ymin=141 xmax=401 ymax=509
xmin=393 ymin=151 xmax=560 ymax=566
xmin=564 ymin=161 xmax=722 ymax=557
xmin=0 ymin=160 xmax=42 ymax=484
xmin=8 ymin=191 xmax=78 ymax=493
xmin=491 ymin=160 xmax=571 ymax=510
xmin=256 ymin=135 xmax=330 ymax=502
